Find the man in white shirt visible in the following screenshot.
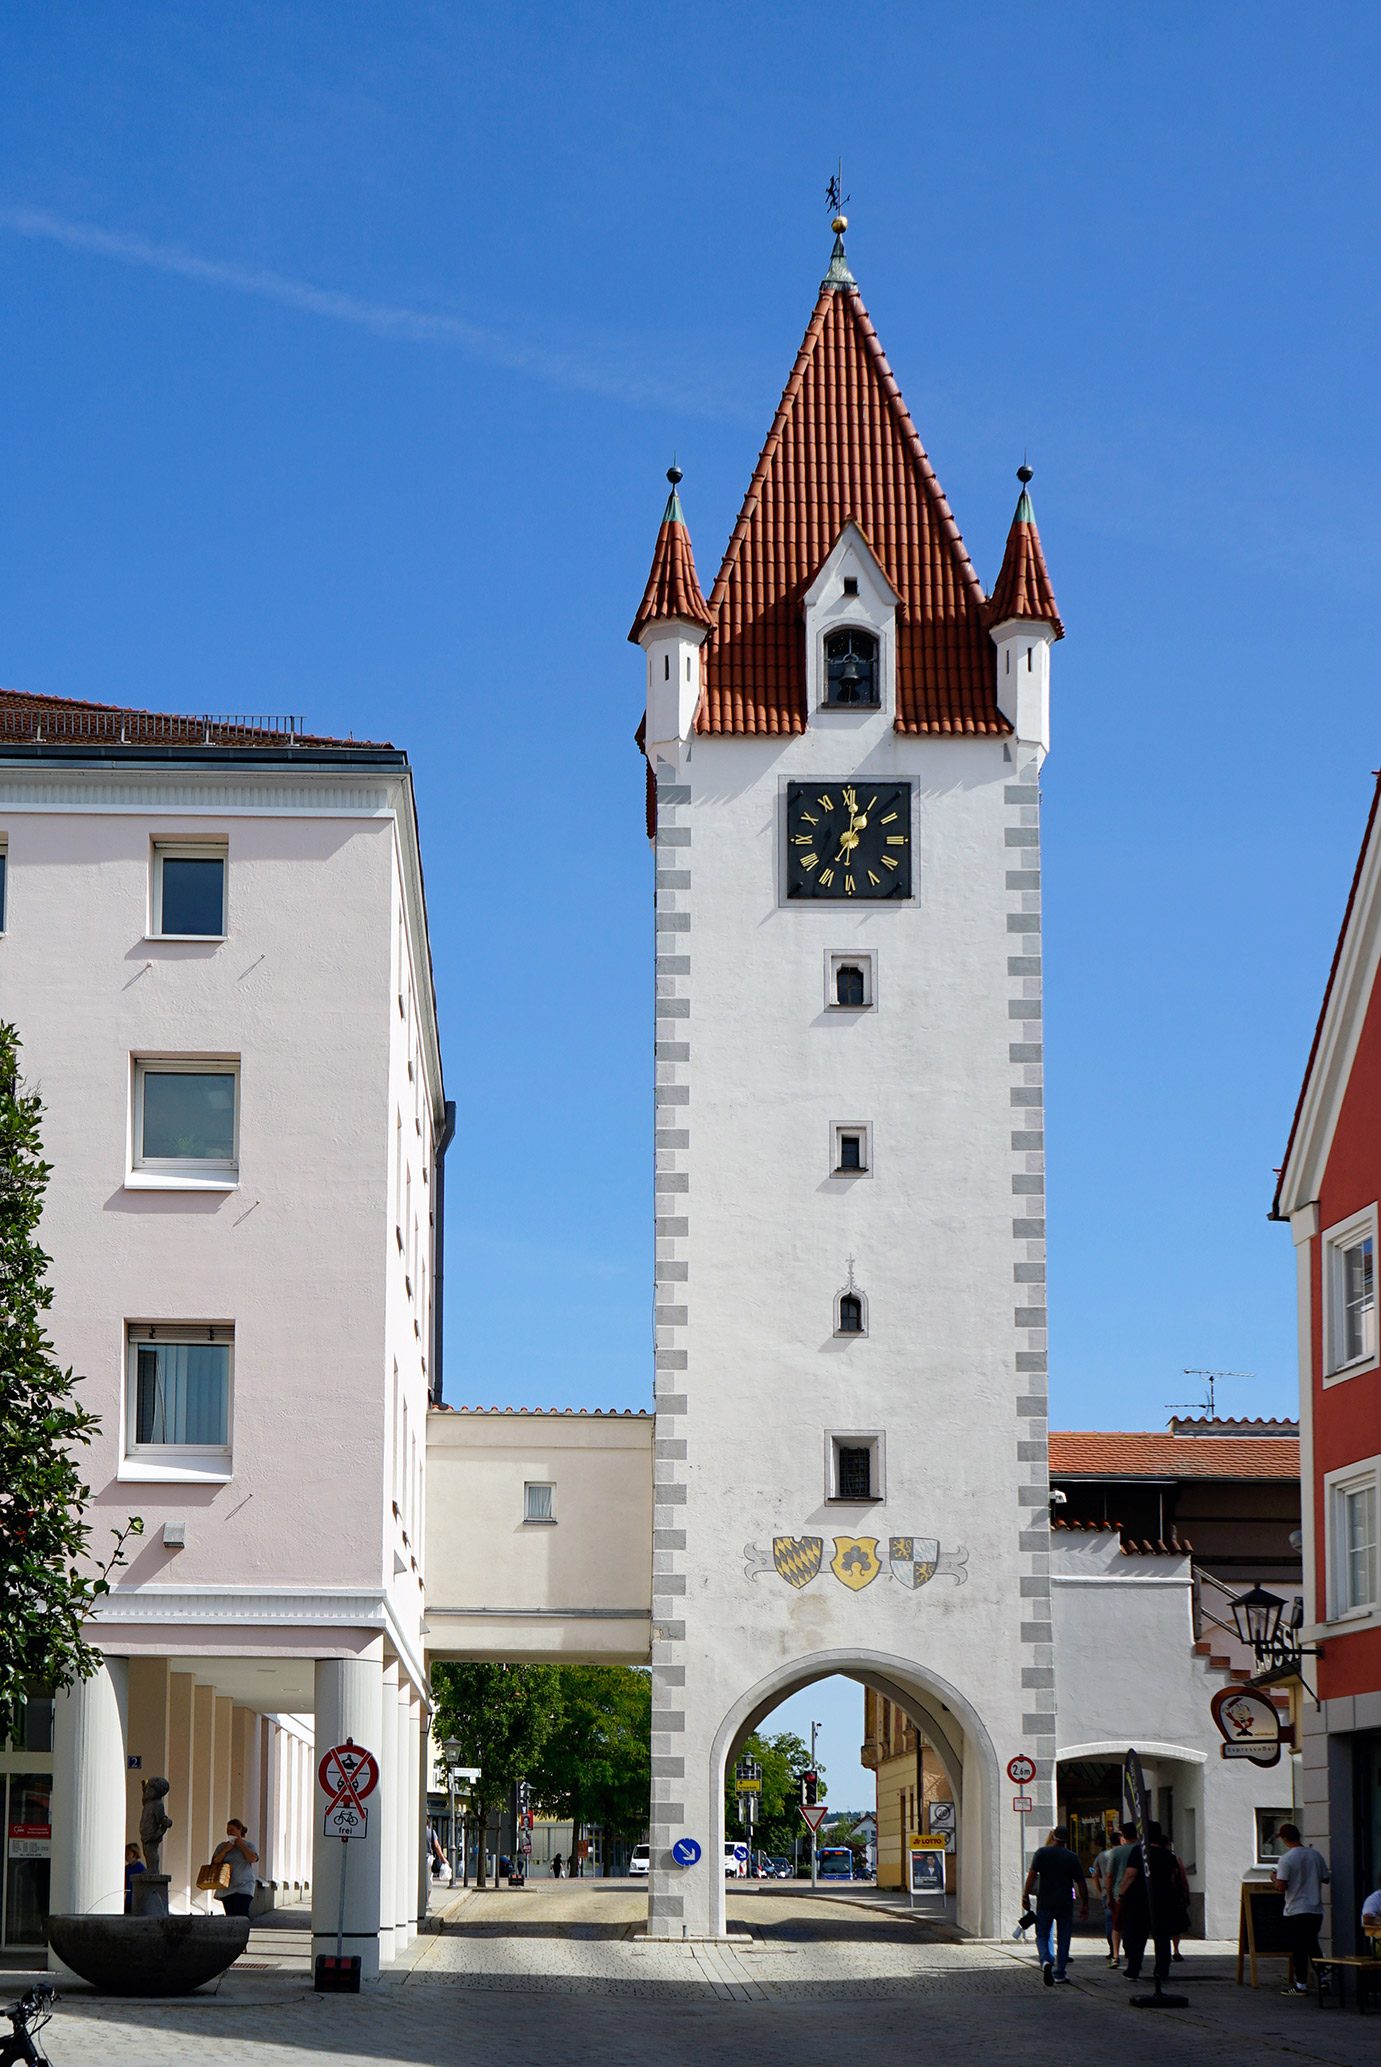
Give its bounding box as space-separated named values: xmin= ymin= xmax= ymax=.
xmin=1273 ymin=1823 xmax=1330 ymax=1996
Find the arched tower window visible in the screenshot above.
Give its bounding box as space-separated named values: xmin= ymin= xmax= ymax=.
xmin=838 ymin=1293 xmax=864 ymax=1334
xmin=823 ymin=628 xmax=879 ymax=707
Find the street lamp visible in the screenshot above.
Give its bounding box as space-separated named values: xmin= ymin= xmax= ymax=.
xmin=1229 ymin=1585 xmax=1285 ymax=1654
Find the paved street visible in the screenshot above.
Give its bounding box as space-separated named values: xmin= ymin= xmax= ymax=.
xmin=8 ymin=1881 xmax=1381 ymax=2065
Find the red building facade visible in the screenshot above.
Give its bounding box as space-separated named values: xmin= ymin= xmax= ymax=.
xmin=1275 ymin=777 xmax=1381 ymax=1947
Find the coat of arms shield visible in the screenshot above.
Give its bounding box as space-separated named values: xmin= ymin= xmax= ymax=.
xmin=889 ymin=1536 xmax=940 ymax=1589
xmin=772 ymin=1536 xmax=823 ymax=1589
xmin=830 ymin=1537 xmax=881 ymax=1590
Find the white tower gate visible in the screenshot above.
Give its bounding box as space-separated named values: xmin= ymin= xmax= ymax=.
xmin=630 ymin=221 xmax=1065 ymax=1940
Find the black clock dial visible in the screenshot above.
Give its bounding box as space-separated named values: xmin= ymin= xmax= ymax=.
xmin=785 ymin=781 xmax=912 ymax=899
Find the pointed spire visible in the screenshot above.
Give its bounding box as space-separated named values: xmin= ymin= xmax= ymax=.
xmin=824 ymin=212 xmax=855 ymax=291
xmin=989 ymin=464 xmax=1064 ymax=639
xmin=628 ymin=466 xmax=712 ymax=644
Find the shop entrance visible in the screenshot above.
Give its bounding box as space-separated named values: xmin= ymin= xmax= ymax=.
xmin=1057 ymin=1758 xmax=1123 ymax=1871
xmin=2 ymin=1693 xmax=54 ymax=1949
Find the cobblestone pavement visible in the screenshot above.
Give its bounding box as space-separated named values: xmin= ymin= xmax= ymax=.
xmin=10 ymin=1880 xmax=1381 ymax=2066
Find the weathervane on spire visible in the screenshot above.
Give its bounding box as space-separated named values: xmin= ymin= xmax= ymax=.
xmin=823 ymin=161 xmax=855 ymax=289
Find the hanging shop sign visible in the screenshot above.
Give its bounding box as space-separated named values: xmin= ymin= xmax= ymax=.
xmin=1209 ymin=1686 xmax=1284 ymax=1767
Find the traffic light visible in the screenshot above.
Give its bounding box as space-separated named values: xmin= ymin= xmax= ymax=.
xmin=803 ymin=1770 xmax=818 ymax=1806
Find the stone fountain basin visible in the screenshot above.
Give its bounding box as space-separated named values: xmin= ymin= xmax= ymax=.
xmin=46 ymin=1913 xmax=250 ymax=1995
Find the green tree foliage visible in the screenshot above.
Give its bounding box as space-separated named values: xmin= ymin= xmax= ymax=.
xmin=531 ymin=1665 xmax=650 ymax=1872
xmin=0 ymin=1022 xmax=142 ymax=1741
xmin=431 ymin=1661 xmax=562 ymax=1885
xmin=725 ymin=1730 xmax=825 ymax=1861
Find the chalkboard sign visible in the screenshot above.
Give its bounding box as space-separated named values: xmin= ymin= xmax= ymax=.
xmin=1236 ymin=1880 xmax=1289 ymax=1988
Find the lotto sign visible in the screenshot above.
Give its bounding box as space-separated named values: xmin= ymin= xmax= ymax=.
xmin=318 ymin=1738 xmax=379 ymax=1840
xmin=1006 ymin=1754 xmax=1036 ymax=1786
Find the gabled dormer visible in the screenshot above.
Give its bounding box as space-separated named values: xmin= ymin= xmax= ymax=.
xmin=802 ymin=523 xmax=900 ymax=722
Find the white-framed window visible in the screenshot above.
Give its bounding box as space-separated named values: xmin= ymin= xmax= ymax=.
xmin=125 ymin=1325 xmax=233 ymax=1475
xmin=1326 ymin=1458 xmax=1380 ymax=1620
xmin=150 ymin=842 xmax=227 ymax=939
xmin=1254 ymin=1808 xmax=1292 ymax=1864
xmin=1323 ymin=1205 xmax=1378 ymax=1378
xmin=825 ymin=951 xmax=876 ymax=1011
xmin=523 ymin=1482 xmax=555 ymax=1524
xmin=131 ymin=1058 xmax=239 ymax=1184
xmin=826 ymin=1431 xmax=884 ymax=1502
xmin=832 ymin=1122 xmax=871 ymax=1176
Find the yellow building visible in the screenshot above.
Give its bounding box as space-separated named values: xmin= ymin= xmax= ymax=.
xmin=862 ymin=1690 xmax=957 ymax=1896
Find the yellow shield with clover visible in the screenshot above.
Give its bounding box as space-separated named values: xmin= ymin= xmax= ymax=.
xmin=830 ymin=1537 xmax=881 ymax=1590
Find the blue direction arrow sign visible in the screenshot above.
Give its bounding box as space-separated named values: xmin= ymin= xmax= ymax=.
xmin=671 ymin=1838 xmax=701 ymax=1866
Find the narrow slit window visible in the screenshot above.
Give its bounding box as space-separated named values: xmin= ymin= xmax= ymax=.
xmin=837 ymin=1132 xmax=864 ymax=1172
xmin=836 ymin=963 xmax=866 ymax=1007
xmin=838 ymin=1293 xmax=863 ymax=1334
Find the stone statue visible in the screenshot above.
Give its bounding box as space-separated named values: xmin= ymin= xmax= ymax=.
xmin=139 ymin=1776 xmax=172 ymax=1874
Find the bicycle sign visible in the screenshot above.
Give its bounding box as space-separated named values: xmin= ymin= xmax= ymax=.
xmin=318 ymin=1738 xmax=379 ymax=1841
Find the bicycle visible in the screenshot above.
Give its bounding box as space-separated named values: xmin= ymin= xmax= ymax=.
xmin=1 ymin=1985 xmax=57 ymax=2065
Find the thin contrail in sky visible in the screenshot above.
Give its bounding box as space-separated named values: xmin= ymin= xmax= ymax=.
xmin=0 ymin=203 xmax=736 ymax=418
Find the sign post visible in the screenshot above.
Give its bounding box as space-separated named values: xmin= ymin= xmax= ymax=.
xmin=735 ymin=1755 xmax=762 ymax=1874
xmin=314 ymin=1737 xmax=379 ymax=1995
xmin=1006 ymin=1753 xmax=1036 ymax=1888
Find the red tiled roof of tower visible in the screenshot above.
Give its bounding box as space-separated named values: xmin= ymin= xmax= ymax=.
xmin=628 ymin=477 xmax=713 ymax=644
xmin=989 ymin=476 xmax=1064 ymax=640
xmin=696 ymin=260 xmax=1004 ymax=738
xmin=1049 ymin=1431 xmax=1300 ymax=1480
xmin=0 ymin=685 xmax=392 ymax=750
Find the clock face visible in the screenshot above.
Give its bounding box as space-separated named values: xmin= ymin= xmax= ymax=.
xmin=785 ymin=781 xmax=913 ymax=900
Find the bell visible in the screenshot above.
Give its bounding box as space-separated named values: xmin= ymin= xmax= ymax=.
xmin=839 ymin=655 xmax=862 ymax=692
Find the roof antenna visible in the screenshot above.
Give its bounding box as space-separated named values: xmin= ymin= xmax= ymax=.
xmin=1167 ymin=1368 xmax=1256 ymax=1419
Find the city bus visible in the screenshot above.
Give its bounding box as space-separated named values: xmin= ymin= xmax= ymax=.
xmin=816 ymin=1846 xmax=854 ymax=1882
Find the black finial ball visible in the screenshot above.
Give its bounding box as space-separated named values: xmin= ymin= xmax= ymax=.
xmin=667 ymin=465 xmax=684 ymax=486
xmin=1017 ymin=464 xmax=1034 ymax=484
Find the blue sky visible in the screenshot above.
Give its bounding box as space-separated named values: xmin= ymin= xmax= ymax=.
xmin=2 ymin=3 xmax=1378 ymax=1798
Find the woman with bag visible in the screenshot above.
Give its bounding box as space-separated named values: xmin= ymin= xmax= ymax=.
xmin=208 ymin=1818 xmax=259 ymax=1919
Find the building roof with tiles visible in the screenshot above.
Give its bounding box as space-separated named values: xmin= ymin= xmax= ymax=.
xmin=690 ymin=228 xmax=1016 ymax=739
xmin=628 ymin=474 xmax=712 ymax=642
xmin=0 ymin=685 xmax=392 ymax=753
xmin=989 ymin=472 xmax=1064 ymax=639
xmin=1049 ymin=1428 xmax=1300 ymax=1481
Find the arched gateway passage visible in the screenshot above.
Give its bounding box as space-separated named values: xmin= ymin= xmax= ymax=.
xmin=649 ymin=1649 xmax=1003 ymax=1943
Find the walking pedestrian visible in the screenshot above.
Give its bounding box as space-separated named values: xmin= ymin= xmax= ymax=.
xmin=1092 ymin=1829 xmax=1121 ymax=1967
xmin=209 ymin=1817 xmax=259 ymax=1920
xmin=1117 ymin=1821 xmax=1188 ymax=1986
xmin=1273 ymin=1823 xmax=1330 ymax=1996
xmin=551 ymin=1852 xmax=563 ymax=1879
xmin=1022 ymin=1827 xmax=1088 ymax=1986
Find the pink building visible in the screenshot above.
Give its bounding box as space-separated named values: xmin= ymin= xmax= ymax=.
xmin=0 ymin=686 xmax=447 ymax=1976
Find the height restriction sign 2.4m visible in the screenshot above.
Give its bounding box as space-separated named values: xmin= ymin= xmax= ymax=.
xmin=319 ymin=1738 xmax=379 ymax=1841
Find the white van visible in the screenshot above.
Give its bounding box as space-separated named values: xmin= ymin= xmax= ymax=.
xmin=629 ymin=1843 xmax=650 ymax=1877
xmin=724 ymin=1842 xmax=747 ymax=1878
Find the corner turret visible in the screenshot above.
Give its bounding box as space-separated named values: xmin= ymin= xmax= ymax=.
xmin=989 ymin=465 xmax=1063 ymax=762
xmin=630 ymin=467 xmax=712 ymax=768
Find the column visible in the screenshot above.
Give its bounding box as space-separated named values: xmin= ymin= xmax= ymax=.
xmin=377 ymin=1663 xmax=399 ymax=1965
xmin=312 ymin=1655 xmax=385 ymax=1979
xmin=213 ymin=1694 xmax=234 ymax=1839
xmin=399 ymin=1684 xmax=419 ymax=1946
xmin=124 ymin=1657 xmax=170 ymax=1854
xmin=190 ymin=1684 xmax=217 ymax=1912
xmin=48 ymin=1656 xmax=129 ymax=1967
xmin=260 ymin=1723 xmax=282 ymax=1891
xmin=167 ymin=1671 xmax=197 ymax=1908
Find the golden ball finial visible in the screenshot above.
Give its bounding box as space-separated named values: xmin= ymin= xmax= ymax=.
xmin=832 ymin=213 xmax=848 ymax=235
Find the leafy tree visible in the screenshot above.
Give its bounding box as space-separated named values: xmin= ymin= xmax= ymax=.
xmin=531 ymin=1666 xmax=650 ymax=1873
xmin=725 ymin=1730 xmax=825 ymax=1862
xmin=0 ymin=1022 xmax=142 ymax=1741
xmin=431 ymin=1661 xmax=563 ymax=1885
